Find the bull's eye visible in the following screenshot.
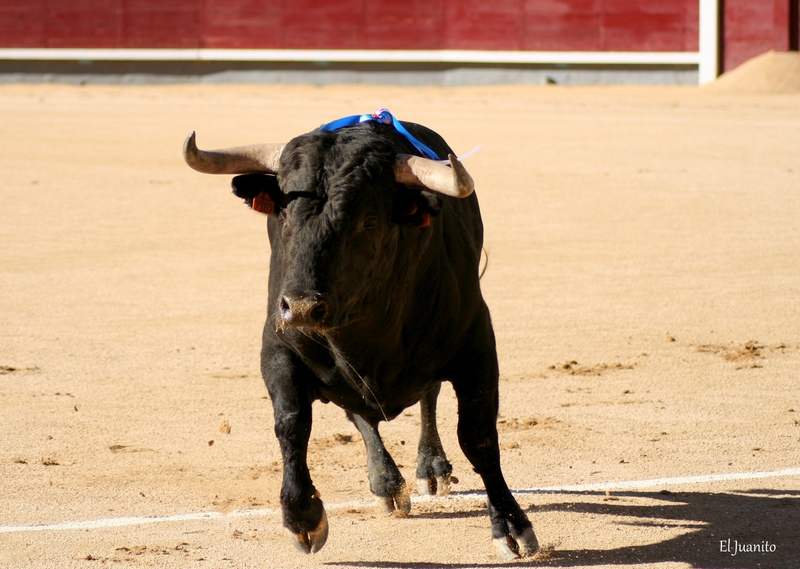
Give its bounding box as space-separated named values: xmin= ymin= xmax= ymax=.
xmin=363 ymin=216 xmax=377 ymax=231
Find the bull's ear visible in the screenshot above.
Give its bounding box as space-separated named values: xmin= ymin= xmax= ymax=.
xmin=391 ymin=188 xmax=442 ymax=228
xmin=231 ymin=174 xmax=281 ymax=216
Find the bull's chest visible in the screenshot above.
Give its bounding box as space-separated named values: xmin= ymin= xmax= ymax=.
xmin=284 ymin=332 xmax=429 ymax=421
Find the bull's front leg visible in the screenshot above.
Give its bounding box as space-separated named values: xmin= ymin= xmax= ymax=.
xmin=453 ymin=383 xmax=538 ymax=559
xmin=450 ymin=345 xmax=539 ymax=560
xmin=416 ymin=382 xmax=454 ymax=496
xmin=348 ymin=412 xmax=411 ymax=515
xmin=262 ymin=345 xmax=328 ymax=554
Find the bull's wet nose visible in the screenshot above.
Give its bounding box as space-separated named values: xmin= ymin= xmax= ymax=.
xmin=280 ymin=293 xmax=329 ymax=328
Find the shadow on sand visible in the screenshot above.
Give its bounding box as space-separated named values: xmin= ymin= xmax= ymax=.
xmin=326 ymin=488 xmax=799 ymax=568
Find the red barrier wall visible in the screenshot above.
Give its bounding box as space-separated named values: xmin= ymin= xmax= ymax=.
xmin=0 ymin=0 xmax=699 ymax=51
xmin=0 ymin=0 xmax=796 ymax=74
xmin=723 ymin=0 xmax=797 ymax=71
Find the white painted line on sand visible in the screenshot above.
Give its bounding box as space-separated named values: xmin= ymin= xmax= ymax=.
xmin=482 ymin=466 xmax=800 ymax=496
xmin=2 ymin=467 xmax=798 ymax=534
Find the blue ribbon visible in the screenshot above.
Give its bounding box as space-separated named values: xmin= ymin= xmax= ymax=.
xmin=320 ymin=108 xmax=441 ymax=160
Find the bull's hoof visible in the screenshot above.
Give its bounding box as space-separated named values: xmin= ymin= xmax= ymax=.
xmin=416 ymin=474 xmax=454 ymax=496
xmin=416 ymin=454 xmax=453 ymax=496
xmin=493 ymin=526 xmax=539 ymax=561
xmin=288 ymin=508 xmax=329 ymax=554
xmin=376 ymin=482 xmax=411 ymax=516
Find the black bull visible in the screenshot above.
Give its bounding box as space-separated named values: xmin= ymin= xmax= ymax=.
xmin=182 ymin=118 xmax=538 ymax=560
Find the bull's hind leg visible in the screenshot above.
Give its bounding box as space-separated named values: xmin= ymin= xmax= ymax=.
xmin=450 ymin=345 xmax=539 ymax=560
xmin=347 ymin=412 xmax=411 ymax=515
xmin=416 ymin=382 xmax=454 ymax=496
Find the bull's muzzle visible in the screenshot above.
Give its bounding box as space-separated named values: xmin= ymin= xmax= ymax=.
xmin=279 ymin=293 xmax=329 ymax=330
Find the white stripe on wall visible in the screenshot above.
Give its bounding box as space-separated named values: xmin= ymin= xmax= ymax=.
xmin=0 ymin=47 xmax=701 ymax=66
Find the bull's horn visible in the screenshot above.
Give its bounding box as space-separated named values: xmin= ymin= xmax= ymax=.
xmin=182 ymin=131 xmax=285 ymax=175
xmin=394 ymin=154 xmax=474 ymax=198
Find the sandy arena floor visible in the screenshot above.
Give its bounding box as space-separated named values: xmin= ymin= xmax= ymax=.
xmin=1 ymin=79 xmax=799 ymax=568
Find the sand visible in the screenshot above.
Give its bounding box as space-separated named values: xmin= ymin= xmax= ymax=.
xmin=704 ymin=50 xmax=800 ymax=94
xmin=1 ymin=80 xmax=799 ymax=569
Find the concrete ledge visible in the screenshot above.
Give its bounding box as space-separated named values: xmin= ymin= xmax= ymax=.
xmin=0 ymin=59 xmax=699 ymax=87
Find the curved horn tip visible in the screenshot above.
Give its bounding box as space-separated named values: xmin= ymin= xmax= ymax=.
xmin=447 ymin=153 xmax=475 ymax=198
xmin=182 ymin=131 xmax=198 ymax=159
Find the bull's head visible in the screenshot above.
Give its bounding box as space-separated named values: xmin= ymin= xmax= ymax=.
xmin=182 ymin=127 xmax=475 ymax=333
xmin=182 ymin=130 xmax=473 ymax=200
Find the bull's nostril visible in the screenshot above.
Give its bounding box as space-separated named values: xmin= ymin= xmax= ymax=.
xmin=280 ymin=296 xmax=292 ymax=319
xmin=279 ymin=292 xmax=328 ymax=328
xmin=310 ymin=301 xmax=328 ymax=323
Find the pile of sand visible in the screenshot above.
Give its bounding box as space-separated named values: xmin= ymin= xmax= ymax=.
xmin=704 ymin=50 xmax=800 ymax=94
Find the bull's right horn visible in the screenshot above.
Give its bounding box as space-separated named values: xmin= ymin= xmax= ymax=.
xmin=394 ymin=153 xmax=474 ymax=198
xmin=183 ymin=131 xmax=285 ymax=175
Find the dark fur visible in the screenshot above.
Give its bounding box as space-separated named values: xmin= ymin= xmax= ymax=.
xmin=235 ymin=120 xmax=533 ymax=553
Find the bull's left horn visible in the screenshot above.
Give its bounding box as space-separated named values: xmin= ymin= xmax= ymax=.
xmin=394 ymin=154 xmax=474 ymax=198
xmin=183 ymin=131 xmax=285 ymax=175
